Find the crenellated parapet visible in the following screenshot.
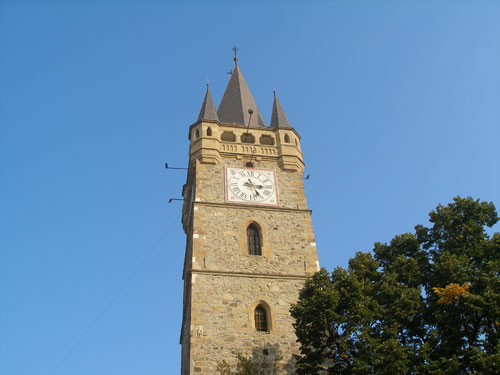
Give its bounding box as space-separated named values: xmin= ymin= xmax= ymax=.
xmin=188 ymin=121 xmax=304 ymax=172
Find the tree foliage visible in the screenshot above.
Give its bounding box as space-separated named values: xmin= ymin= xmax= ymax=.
xmin=217 ymin=350 xmax=281 ymax=375
xmin=291 ymin=197 xmax=500 ymax=374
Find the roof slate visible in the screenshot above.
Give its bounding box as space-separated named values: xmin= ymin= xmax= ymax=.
xmin=197 ymin=84 xmax=220 ymax=122
xmin=217 ymin=64 xmax=266 ymax=127
xmin=270 ymin=91 xmax=292 ymax=128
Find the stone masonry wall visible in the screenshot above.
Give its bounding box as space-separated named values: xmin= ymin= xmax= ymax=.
xmin=191 ymin=204 xmax=318 ymax=276
xmin=189 ymin=274 xmax=305 ymax=374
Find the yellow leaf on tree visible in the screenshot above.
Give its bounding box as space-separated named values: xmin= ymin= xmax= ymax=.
xmin=433 ymin=283 xmax=471 ymax=305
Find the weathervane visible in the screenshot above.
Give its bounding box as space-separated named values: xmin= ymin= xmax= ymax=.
xmin=232 ymin=46 xmax=238 ymax=64
xmin=227 ymin=46 xmax=238 ymax=75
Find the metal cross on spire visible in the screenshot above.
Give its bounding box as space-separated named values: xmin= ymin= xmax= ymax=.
xmin=232 ymin=46 xmax=238 ymax=64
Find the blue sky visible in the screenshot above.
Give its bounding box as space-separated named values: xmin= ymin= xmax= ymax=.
xmin=1 ymin=1 xmax=499 ymax=374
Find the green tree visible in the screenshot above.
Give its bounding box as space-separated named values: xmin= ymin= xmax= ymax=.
xmin=291 ymin=197 xmax=500 ymax=375
xmin=217 ymin=350 xmax=281 ymax=375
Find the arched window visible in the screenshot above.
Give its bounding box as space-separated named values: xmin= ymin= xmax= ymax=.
xmin=195 ymin=129 xmax=200 ymax=138
xmin=284 ymin=134 xmax=290 ymax=143
xmin=221 ymin=131 xmax=236 ymax=142
xmin=241 ymin=133 xmax=255 ymax=144
xmin=259 ymin=135 xmax=275 ymax=145
xmin=247 ymin=223 xmax=261 ymax=256
xmin=255 ymin=305 xmax=268 ymax=332
xmin=207 ymin=127 xmax=212 ymax=136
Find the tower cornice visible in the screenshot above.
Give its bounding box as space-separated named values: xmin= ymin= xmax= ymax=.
xmin=193 ymin=200 xmax=312 ymax=214
xmin=188 ymin=269 xmax=311 ymax=280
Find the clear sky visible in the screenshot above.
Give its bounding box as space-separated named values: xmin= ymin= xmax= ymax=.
xmin=1 ymin=1 xmax=499 ymax=374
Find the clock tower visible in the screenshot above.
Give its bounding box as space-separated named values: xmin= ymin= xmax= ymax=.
xmin=180 ymin=59 xmax=319 ymax=374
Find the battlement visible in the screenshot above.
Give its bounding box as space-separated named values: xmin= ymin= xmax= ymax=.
xmin=188 ymin=121 xmax=304 ymax=172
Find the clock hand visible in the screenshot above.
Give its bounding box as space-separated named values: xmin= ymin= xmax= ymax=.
xmin=243 ymin=181 xmax=254 ymax=190
xmin=246 ymin=179 xmax=260 ymax=197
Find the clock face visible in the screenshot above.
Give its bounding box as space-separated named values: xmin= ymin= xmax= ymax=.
xmin=225 ymin=167 xmax=278 ymax=206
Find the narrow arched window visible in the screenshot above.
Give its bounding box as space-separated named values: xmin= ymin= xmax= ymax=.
xmin=195 ymin=129 xmax=200 ymax=138
xmin=255 ymin=305 xmax=268 ymax=332
xmin=284 ymin=134 xmax=290 ymax=143
xmin=247 ymin=224 xmax=261 ymax=256
xmin=207 ymin=127 xmax=212 ymax=136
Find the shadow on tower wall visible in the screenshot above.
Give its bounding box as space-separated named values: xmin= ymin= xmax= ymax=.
xmin=217 ymin=343 xmax=296 ymax=375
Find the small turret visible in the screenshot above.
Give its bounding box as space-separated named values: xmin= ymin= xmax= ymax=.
xmin=197 ymin=84 xmax=219 ymax=122
xmin=270 ymin=90 xmax=292 ymax=129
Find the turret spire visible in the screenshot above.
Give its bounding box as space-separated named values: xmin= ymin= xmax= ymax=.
xmin=217 ymin=61 xmax=266 ymax=127
xmin=270 ymin=90 xmax=292 ymax=128
xmin=197 ymin=84 xmax=219 ymax=122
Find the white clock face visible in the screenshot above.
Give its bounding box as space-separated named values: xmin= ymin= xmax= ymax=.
xmin=225 ymin=167 xmax=278 ymax=206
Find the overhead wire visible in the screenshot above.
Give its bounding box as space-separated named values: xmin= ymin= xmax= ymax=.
xmin=48 ymin=215 xmax=180 ymax=375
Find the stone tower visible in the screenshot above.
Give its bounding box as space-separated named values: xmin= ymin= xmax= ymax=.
xmin=180 ymin=59 xmax=319 ymax=374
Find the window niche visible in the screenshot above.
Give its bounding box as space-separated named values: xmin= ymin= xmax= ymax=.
xmin=284 ymin=134 xmax=290 ymax=143
xmin=195 ymin=129 xmax=200 ymax=139
xmin=241 ymin=133 xmax=255 ymax=144
xmin=207 ymin=127 xmax=212 ymax=136
xmin=259 ymin=135 xmax=275 ymax=146
xmin=221 ymin=131 xmax=236 ymax=142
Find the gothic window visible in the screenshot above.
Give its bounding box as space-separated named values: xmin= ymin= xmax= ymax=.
xmin=255 ymin=305 xmax=268 ymax=332
xmin=284 ymin=134 xmax=290 ymax=143
xmin=207 ymin=127 xmax=212 ymax=136
xmin=195 ymin=129 xmax=200 ymax=138
xmin=247 ymin=223 xmax=261 ymax=256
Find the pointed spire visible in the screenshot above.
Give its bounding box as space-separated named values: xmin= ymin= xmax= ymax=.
xmin=197 ymin=84 xmax=219 ymax=122
xmin=217 ymin=64 xmax=267 ymax=127
xmin=270 ymin=91 xmax=292 ymax=128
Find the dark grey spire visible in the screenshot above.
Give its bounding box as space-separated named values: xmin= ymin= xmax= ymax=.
xmin=217 ymin=64 xmax=266 ymax=127
xmin=270 ymin=91 xmax=292 ymax=128
xmin=197 ymin=84 xmax=219 ymax=122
